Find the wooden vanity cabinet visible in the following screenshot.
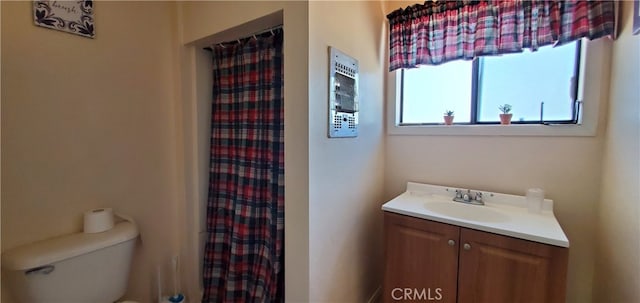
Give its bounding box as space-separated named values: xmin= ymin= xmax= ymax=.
xmin=384 ymin=212 xmax=569 ymax=303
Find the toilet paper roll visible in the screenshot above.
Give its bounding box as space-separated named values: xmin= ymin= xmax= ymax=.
xmin=83 ymin=208 xmax=115 ymax=233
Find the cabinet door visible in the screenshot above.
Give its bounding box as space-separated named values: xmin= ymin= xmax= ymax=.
xmin=458 ymin=228 xmax=569 ymax=303
xmin=383 ymin=212 xmax=459 ymax=303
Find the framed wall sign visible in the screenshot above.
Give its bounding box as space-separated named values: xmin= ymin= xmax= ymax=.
xmin=33 ymin=1 xmax=95 ymax=38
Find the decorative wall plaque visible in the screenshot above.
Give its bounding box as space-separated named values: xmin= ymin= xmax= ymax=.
xmin=33 ymin=1 xmax=95 ymax=38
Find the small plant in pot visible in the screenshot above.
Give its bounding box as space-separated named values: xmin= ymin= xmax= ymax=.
xmin=498 ymin=104 xmax=513 ymax=125
xmin=443 ymin=110 xmax=455 ymax=125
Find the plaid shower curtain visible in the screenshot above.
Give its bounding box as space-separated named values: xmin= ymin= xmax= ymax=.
xmin=202 ymin=29 xmax=284 ymax=303
xmin=387 ymin=0 xmax=616 ymax=71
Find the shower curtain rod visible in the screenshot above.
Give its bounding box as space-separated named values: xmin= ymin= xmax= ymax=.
xmin=204 ymin=25 xmax=283 ymax=51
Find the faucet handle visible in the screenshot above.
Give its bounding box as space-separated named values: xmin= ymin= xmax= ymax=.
xmin=475 ymin=192 xmax=483 ymax=202
xmin=463 ymin=189 xmax=471 ymax=202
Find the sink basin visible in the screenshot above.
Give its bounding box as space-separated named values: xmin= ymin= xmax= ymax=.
xmin=409 ymin=192 xmax=452 ymax=202
xmin=424 ymin=202 xmax=510 ymax=223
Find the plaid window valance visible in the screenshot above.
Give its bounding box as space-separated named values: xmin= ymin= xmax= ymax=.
xmin=387 ymin=0 xmax=616 ymax=71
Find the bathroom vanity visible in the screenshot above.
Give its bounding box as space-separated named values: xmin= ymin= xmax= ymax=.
xmin=382 ymin=182 xmax=569 ymax=303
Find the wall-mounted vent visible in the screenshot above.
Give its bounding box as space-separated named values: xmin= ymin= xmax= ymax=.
xmin=328 ymin=47 xmax=359 ymax=138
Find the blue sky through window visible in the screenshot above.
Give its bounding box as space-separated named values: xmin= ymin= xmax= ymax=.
xmin=401 ymin=42 xmax=578 ymax=124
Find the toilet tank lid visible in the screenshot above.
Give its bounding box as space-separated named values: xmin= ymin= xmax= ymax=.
xmin=1 ymin=221 xmax=138 ymax=271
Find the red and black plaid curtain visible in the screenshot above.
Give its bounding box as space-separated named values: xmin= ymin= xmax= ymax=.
xmin=203 ymin=28 xmax=284 ymax=303
xmin=387 ymin=0 xmax=616 ymax=71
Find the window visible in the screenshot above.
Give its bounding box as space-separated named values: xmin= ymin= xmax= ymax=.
xmin=400 ymin=41 xmax=581 ymax=125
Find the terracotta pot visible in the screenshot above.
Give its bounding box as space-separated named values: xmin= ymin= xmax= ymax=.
xmin=444 ymin=115 xmax=454 ymax=125
xmin=499 ymin=113 xmax=512 ymax=125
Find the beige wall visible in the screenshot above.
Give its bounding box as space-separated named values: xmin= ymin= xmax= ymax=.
xmin=594 ymin=1 xmax=640 ymax=301
xmin=177 ymin=1 xmax=310 ymax=301
xmin=308 ymin=1 xmax=386 ymax=302
xmin=4 ymin=1 xmax=634 ymax=303
xmin=1 ymin=1 xmax=182 ymax=302
xmin=382 ymin=1 xmax=610 ymax=302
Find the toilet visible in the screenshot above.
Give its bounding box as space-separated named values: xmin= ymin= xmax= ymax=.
xmin=1 ymin=221 xmax=139 ymax=303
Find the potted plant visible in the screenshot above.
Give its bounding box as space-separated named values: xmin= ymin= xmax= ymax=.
xmin=498 ymin=104 xmax=512 ymax=125
xmin=443 ymin=110 xmax=454 ymax=125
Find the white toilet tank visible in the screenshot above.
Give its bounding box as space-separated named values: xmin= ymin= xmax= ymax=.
xmin=1 ymin=221 xmax=139 ymax=303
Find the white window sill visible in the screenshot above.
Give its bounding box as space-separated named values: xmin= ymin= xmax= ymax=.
xmin=388 ymin=123 xmax=596 ymax=137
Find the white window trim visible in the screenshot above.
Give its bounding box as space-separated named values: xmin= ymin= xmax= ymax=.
xmin=386 ymin=38 xmax=611 ymax=137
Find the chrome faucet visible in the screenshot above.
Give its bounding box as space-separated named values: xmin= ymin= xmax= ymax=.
xmin=453 ymin=189 xmax=485 ymax=205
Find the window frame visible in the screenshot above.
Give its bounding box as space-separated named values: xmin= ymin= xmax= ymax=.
xmin=399 ymin=41 xmax=583 ymax=126
xmin=386 ymin=38 xmax=609 ymax=137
